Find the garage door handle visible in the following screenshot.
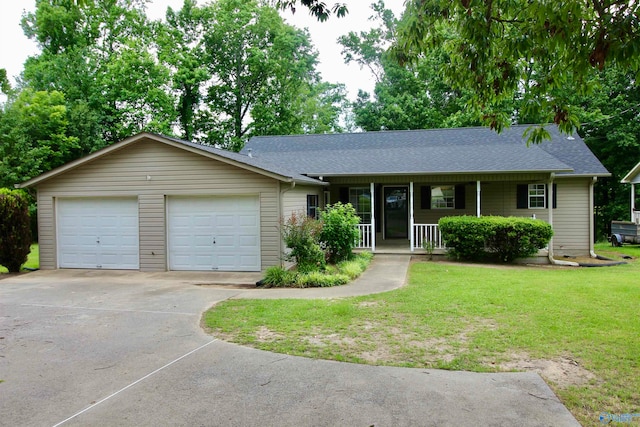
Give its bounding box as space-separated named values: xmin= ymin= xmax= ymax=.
xmin=212 ymin=238 xmax=216 ymax=245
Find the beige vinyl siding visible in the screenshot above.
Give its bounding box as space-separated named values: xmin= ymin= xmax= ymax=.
xmin=37 ymin=195 xmax=56 ymax=270
xmin=281 ymin=185 xmax=322 ymax=220
xmin=138 ymin=195 xmax=166 ymax=272
xmin=552 ymin=179 xmax=590 ymax=256
xmin=36 ymin=139 xmax=282 ymax=271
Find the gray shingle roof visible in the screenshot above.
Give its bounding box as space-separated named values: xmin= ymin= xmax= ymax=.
xmin=241 ymin=125 xmax=610 ymax=177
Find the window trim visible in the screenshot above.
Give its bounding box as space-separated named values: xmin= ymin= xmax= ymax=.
xmin=430 ymin=185 xmax=455 ymax=210
xmin=349 ymin=187 xmax=371 ymax=224
xmin=307 ymin=194 xmax=319 ymax=218
xmin=528 ymin=183 xmax=546 ymax=209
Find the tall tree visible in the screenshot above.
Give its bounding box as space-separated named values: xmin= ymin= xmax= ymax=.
xmin=340 ymin=2 xmax=479 ymax=131
xmin=21 ymin=0 xmax=175 ymax=148
xmin=0 ymin=89 xmax=80 ymax=187
xmin=392 ymin=0 xmax=640 ymax=141
xmin=156 ymin=0 xmax=212 ymax=141
xmin=202 ymin=0 xmax=324 ymax=150
xmin=577 ymin=69 xmax=640 ymax=239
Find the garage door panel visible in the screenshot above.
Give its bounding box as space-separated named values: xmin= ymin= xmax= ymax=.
xmin=57 ymin=198 xmax=139 ymax=270
xmin=168 ymin=196 xmax=260 ymax=271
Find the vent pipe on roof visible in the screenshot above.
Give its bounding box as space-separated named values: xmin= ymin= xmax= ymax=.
xmin=247 ymin=148 xmax=253 ymax=158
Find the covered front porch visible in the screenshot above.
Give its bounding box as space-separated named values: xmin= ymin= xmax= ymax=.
xmin=325 ymin=174 xmax=564 ymax=255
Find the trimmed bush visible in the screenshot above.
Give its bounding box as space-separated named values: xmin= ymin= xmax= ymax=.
xmin=319 ymin=202 xmax=360 ymax=263
xmin=281 ymin=211 xmax=325 ymax=273
xmin=0 ymin=188 xmax=32 ymax=272
xmin=439 ymin=215 xmax=553 ymax=263
xmin=438 ymin=216 xmax=492 ymax=261
xmin=484 ymin=216 xmax=554 ymax=262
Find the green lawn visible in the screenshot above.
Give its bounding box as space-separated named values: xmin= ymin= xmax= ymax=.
xmin=0 ymin=244 xmax=39 ymax=273
xmin=204 ymin=243 xmax=640 ymax=427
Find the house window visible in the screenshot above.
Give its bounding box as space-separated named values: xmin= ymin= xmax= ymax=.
xmin=307 ymin=195 xmax=319 ymax=218
xmin=349 ymin=187 xmax=371 ymax=223
xmin=431 ymin=186 xmax=455 ymax=209
xmin=528 ymin=184 xmax=546 ymax=209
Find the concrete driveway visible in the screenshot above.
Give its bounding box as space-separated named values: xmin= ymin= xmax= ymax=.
xmin=0 ymin=270 xmax=580 ymax=426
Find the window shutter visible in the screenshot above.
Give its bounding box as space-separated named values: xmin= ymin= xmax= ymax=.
xmin=517 ymin=184 xmax=528 ymax=209
xmin=421 ymin=186 xmax=431 ymax=209
xmin=339 ymin=187 xmax=349 ymax=204
xmin=455 ymin=184 xmax=466 ymax=209
xmin=548 ymin=184 xmax=557 ymax=209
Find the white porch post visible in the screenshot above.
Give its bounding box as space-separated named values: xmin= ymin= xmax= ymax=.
xmin=476 ymin=180 xmax=481 ymax=217
xmin=632 ymin=183 xmax=636 ymax=222
xmin=410 ymin=181 xmax=415 ymax=252
xmin=370 ymin=182 xmax=376 ymax=252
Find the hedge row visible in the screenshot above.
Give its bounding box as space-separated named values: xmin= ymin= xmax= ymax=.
xmin=438 ymin=216 xmax=553 ymax=263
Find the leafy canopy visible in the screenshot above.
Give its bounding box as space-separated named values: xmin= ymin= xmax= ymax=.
xmin=393 ymin=0 xmax=640 ymax=142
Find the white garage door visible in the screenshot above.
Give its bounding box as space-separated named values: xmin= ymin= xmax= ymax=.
xmin=168 ymin=196 xmax=260 ymax=271
xmin=57 ymin=198 xmax=139 ymax=269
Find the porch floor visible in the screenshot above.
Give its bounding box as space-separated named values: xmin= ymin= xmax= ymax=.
xmin=357 ymin=238 xmax=446 ymax=255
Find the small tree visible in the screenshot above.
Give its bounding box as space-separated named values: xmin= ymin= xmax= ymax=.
xmin=319 ymin=202 xmax=360 ymax=263
xmin=0 ymin=189 xmax=32 ymax=272
xmin=281 ymin=211 xmax=325 ymax=273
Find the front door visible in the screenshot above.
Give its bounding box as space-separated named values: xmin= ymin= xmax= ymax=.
xmin=384 ymin=186 xmax=408 ymax=239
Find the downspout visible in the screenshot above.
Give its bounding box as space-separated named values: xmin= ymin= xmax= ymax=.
xmin=589 ymin=177 xmax=598 ymax=259
xmin=547 ymin=174 xmax=578 ymax=266
xmin=476 ymin=180 xmax=481 ymax=218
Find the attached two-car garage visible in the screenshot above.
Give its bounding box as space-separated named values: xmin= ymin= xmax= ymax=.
xmin=19 ymin=133 xmax=304 ymax=272
xmin=55 ymin=196 xmax=261 ymax=272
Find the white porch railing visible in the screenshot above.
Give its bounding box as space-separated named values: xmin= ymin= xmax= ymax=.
xmin=634 ymin=210 xmax=640 ymax=224
xmin=412 ymin=224 xmax=445 ymax=251
xmin=356 ymin=223 xmax=373 ymax=249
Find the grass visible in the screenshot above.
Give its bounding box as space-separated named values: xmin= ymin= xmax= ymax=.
xmin=0 ymin=243 xmax=39 ymax=273
xmin=204 ymin=243 xmax=640 ymax=426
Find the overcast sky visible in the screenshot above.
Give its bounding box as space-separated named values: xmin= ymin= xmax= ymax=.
xmin=0 ymin=1 xmax=405 ymax=101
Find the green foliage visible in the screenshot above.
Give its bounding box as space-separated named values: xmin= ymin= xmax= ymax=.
xmin=261 ymin=252 xmax=372 ymax=288
xmin=281 ymin=211 xmax=325 ymax=273
xmin=277 ymin=0 xmax=348 ymax=22
xmin=483 ymin=216 xmax=554 ymax=263
xmin=438 ymin=216 xmax=492 ymax=261
xmin=339 ymin=2 xmax=479 ymax=131
xmin=394 ymin=0 xmax=640 ymax=141
xmin=319 ymin=202 xmax=360 ymax=264
xmin=296 ymin=271 xmax=349 ymax=287
xmin=262 ymin=266 xmax=297 ymax=287
xmin=439 ymin=216 xmax=553 ymax=262
xmin=0 ymin=89 xmax=80 ymax=187
xmin=0 ymin=189 xmax=32 ymax=272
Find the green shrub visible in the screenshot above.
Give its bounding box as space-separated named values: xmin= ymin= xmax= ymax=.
xmin=484 ymin=216 xmax=554 ymax=262
xmin=0 ymin=189 xmax=32 ymax=272
xmin=439 ymin=216 xmax=491 ymax=261
xmin=262 ymin=266 xmax=297 ymax=288
xmin=439 ymin=216 xmax=553 ymax=263
xmin=319 ymin=202 xmax=360 ymax=264
xmin=281 ymin=211 xmax=325 ymax=273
